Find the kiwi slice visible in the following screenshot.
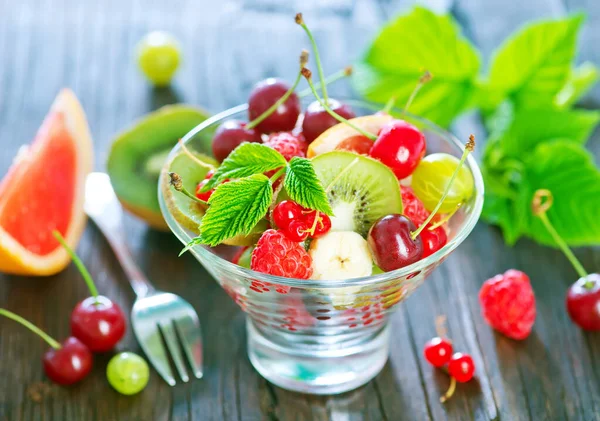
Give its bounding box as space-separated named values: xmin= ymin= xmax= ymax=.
xmin=161 ymin=151 xmax=267 ymax=246
xmin=108 ymin=105 xmax=210 ymax=230
xmin=311 ymin=151 xmax=403 ymax=236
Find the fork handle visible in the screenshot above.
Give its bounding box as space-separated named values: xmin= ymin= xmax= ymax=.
xmin=89 ymin=212 xmax=155 ymax=299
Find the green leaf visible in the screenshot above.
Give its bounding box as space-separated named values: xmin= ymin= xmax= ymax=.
xmin=202 ymin=143 xmax=286 ymax=191
xmin=486 ymin=15 xmax=584 ymax=109
xmin=198 ymin=175 xmax=272 ymax=246
xmin=492 ymin=107 xmax=600 ymax=157
xmin=284 ymin=157 xmax=333 ymax=215
xmin=554 ymin=61 xmax=599 ymax=108
xmin=180 ymin=236 xmax=203 ymax=256
xmin=524 ymin=141 xmax=600 ymax=247
xmin=351 ymin=6 xmax=480 ymax=128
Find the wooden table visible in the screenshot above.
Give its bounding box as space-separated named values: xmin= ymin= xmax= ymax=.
xmin=1 ymin=0 xmax=599 ymax=420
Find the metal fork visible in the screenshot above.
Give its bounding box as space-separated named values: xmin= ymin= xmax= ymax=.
xmin=84 ymin=172 xmax=203 ymax=386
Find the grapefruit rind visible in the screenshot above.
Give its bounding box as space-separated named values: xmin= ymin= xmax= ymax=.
xmin=306 ymin=114 xmax=393 ymax=158
xmin=0 ymin=89 xmax=93 ymax=276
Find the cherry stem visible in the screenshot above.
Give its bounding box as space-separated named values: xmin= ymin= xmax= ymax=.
xmin=435 ymin=315 xmax=448 ymax=338
xmin=404 ymin=71 xmax=432 ymax=115
xmin=440 ymin=377 xmax=456 ymax=403
xmin=382 ymin=96 xmax=397 ymax=114
xmin=0 ymin=308 xmax=61 ymax=350
xmin=532 ymin=189 xmax=588 ymax=280
xmin=411 ymin=135 xmax=475 ymax=240
xmin=269 ymin=167 xmax=286 ymax=184
xmin=298 ymin=66 xmax=352 ymax=98
xmin=296 ymin=13 xmax=329 ymax=103
xmin=302 ymin=68 xmax=377 ymax=140
xmin=169 ymin=172 xmax=209 ymax=206
xmin=53 ymin=231 xmax=99 ymax=300
xmin=178 ymin=139 xmax=216 ymax=171
xmin=428 ymin=203 xmax=462 ymax=231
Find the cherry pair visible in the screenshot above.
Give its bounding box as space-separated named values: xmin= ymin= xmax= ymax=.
xmin=272 ymin=200 xmax=331 ymax=242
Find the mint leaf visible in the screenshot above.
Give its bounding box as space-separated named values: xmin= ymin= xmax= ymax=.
xmin=351 ymin=6 xmax=480 ymax=128
xmin=199 ymin=175 xmax=272 ymax=246
xmin=284 ymin=157 xmax=333 ymax=215
xmin=202 ymin=143 xmax=286 ymax=191
xmin=554 ymin=61 xmax=599 ymax=108
xmin=486 ymin=15 xmax=584 ymax=109
xmin=524 ymin=141 xmax=600 ymax=247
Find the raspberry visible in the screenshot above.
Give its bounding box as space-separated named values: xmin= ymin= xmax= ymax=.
xmin=479 ymin=269 xmax=536 ymax=340
xmin=264 ymin=132 xmax=306 ymax=161
xmin=251 ymin=229 xmax=312 ymax=279
xmin=402 ymin=186 xmax=434 ymax=226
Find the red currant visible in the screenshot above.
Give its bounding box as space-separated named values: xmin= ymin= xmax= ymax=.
xmin=273 ymin=200 xmax=304 ymax=231
xmin=420 ymin=226 xmax=448 ymax=258
xmin=212 ymin=120 xmax=262 ymax=162
xmin=284 ymin=220 xmax=310 ymax=242
xmin=195 ymin=170 xmax=215 ymax=202
xmin=423 ymin=337 xmax=453 ymax=367
xmin=448 ymin=353 xmax=475 ymax=383
xmin=248 ymin=78 xmax=301 ymax=133
xmin=302 ymin=99 xmax=356 ymax=143
xmin=43 ymin=337 xmax=93 ymax=385
xmin=566 ymin=273 xmax=600 ymax=331
xmin=303 ymin=211 xmax=332 ymax=238
xmin=70 ymin=296 xmax=126 ymax=353
xmin=369 ymin=120 xmax=426 ymax=179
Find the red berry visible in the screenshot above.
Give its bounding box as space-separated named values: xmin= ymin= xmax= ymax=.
xmin=284 ymin=220 xmax=310 ymax=242
xmin=335 ymin=135 xmax=373 ymax=155
xmin=212 ymin=120 xmax=262 ymax=162
xmin=264 ymin=132 xmax=306 ymax=161
xmin=367 ymin=214 xmax=423 ymax=272
xmin=195 ymin=170 xmax=215 ymax=202
xmin=448 ymin=353 xmax=475 ymax=383
xmin=248 ymin=78 xmax=300 ymax=133
xmin=70 ymin=296 xmax=126 ymax=352
xmin=369 ymin=120 xmax=426 ymax=179
xmin=272 ymin=200 xmax=304 ymax=231
xmin=420 ymin=225 xmax=447 ymax=258
xmin=251 ymin=229 xmax=312 ymax=279
xmin=302 ymin=99 xmax=356 ymax=143
xmin=402 ymin=186 xmax=434 ymax=227
xmin=303 ymin=211 xmax=332 ymax=238
xmin=479 ymin=269 xmax=536 ymax=340
xmin=43 ymin=337 xmax=93 ymax=385
xmin=566 ymin=273 xmax=600 ymax=331
xmin=423 ymin=337 xmax=453 ymax=367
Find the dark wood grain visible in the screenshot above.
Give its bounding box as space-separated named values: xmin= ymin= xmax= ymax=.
xmin=0 ymin=0 xmax=599 ymax=420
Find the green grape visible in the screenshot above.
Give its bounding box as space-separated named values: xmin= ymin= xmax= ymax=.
xmin=411 ymin=153 xmax=474 ymax=214
xmin=107 ymin=352 xmax=150 ymax=395
xmin=137 ymin=31 xmax=181 ymax=86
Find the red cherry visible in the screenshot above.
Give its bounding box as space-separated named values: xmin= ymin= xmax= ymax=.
xmin=566 ymin=273 xmax=600 ymax=331
xmin=367 ymin=214 xmax=423 ymax=272
xmin=43 ymin=337 xmax=93 ymax=385
xmin=420 ymin=226 xmax=448 ymax=258
xmin=212 ymin=120 xmax=262 ymax=162
xmin=70 ymin=296 xmax=126 ymax=353
xmin=273 ymin=200 xmax=304 ymax=231
xmin=195 ymin=170 xmax=215 ymax=202
xmin=369 ymin=120 xmax=426 ymax=179
xmin=335 ymin=135 xmax=373 ymax=155
xmin=302 ymin=99 xmax=356 ymax=143
xmin=248 ymin=78 xmax=301 ymax=133
xmin=303 ymin=211 xmax=332 ymax=238
xmin=448 ymin=353 xmax=475 ymax=383
xmin=423 ymin=337 xmax=453 ymax=367
xmin=284 ymin=220 xmax=310 ymax=242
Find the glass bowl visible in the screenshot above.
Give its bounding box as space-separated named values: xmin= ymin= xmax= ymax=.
xmin=158 ymin=99 xmax=484 ymax=395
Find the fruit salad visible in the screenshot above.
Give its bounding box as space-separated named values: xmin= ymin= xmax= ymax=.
xmin=163 ymin=13 xmax=476 ymax=287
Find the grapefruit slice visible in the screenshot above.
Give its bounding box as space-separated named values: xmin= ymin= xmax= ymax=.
xmin=306 ymin=114 xmax=393 ymax=158
xmin=0 ymin=89 xmax=93 ymax=276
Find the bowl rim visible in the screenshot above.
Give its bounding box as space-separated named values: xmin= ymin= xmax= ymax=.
xmin=158 ymin=99 xmax=485 ymax=289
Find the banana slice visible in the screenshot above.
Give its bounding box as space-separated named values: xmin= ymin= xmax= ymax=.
xmin=309 ymin=231 xmax=373 ymax=280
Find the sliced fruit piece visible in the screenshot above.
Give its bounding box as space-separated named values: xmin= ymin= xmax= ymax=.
xmin=309 ymin=231 xmax=373 ymax=280
xmin=311 ymin=151 xmax=403 ymax=236
xmin=160 ymin=151 xmax=267 ymax=245
xmin=307 ymin=114 xmax=393 ymax=158
xmin=108 ymin=105 xmax=210 ymax=230
xmin=0 ymin=89 xmax=93 ymax=276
